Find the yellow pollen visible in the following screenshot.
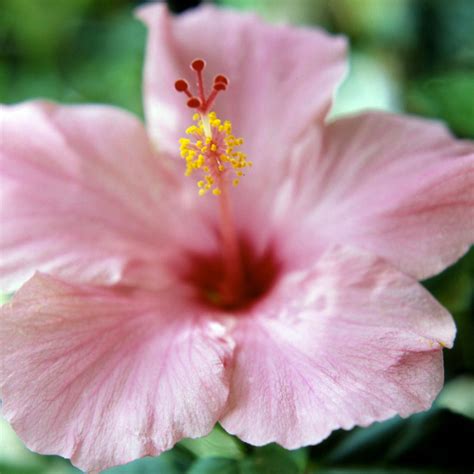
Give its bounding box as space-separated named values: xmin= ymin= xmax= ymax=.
xmin=178 ymin=111 xmax=251 ymax=196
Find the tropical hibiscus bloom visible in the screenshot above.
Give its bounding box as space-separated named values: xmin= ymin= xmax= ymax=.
xmin=1 ymin=3 xmax=473 ymax=473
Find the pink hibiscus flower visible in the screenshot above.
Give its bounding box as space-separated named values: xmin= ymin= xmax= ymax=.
xmin=1 ymin=4 xmax=473 ymax=473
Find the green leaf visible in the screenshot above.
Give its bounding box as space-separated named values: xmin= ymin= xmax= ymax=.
xmin=423 ymin=251 xmax=472 ymax=314
xmin=103 ymin=447 xmax=194 ymax=474
xmin=242 ymin=444 xmax=303 ymax=474
xmin=0 ymin=418 xmax=78 ymax=474
xmin=424 ymin=249 xmax=474 ymax=375
xmin=317 ymin=408 xmax=474 ymax=472
xmin=320 ymin=416 xmax=403 ymax=465
xmin=216 ymin=0 xmax=327 ymax=26
xmin=62 ymin=12 xmax=145 ymax=115
xmin=312 ymin=469 xmax=448 ymax=474
xmin=179 ymin=425 xmax=244 ymax=460
xmin=436 ymin=376 xmax=474 ymax=419
xmin=287 ymin=447 xmax=309 ymax=472
xmin=0 ymin=293 xmax=12 ymax=305
xmin=187 ymin=458 xmax=239 ymax=474
xmin=407 ymin=72 xmax=474 ymax=138
xmin=0 ymin=0 xmax=93 ymax=62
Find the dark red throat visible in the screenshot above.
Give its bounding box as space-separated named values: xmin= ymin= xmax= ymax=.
xmin=183 ymin=237 xmax=282 ymax=312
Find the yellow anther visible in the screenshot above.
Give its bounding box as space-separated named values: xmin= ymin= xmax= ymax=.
xmin=186 ymin=125 xmax=200 ymax=135
xmin=178 ymin=110 xmax=251 ymax=196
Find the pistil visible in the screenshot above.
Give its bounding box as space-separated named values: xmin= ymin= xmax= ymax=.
xmin=175 ymin=59 xmax=252 ymax=306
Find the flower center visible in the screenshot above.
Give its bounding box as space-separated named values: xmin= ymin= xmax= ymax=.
xmin=175 ymin=59 xmax=267 ymax=311
xmin=183 ymin=237 xmax=281 ymax=311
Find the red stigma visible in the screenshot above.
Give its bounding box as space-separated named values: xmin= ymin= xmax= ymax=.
xmin=191 ymin=59 xmax=206 ymax=72
xmin=187 ymin=97 xmax=202 ymax=108
xmin=174 ymin=79 xmax=189 ymax=92
xmin=175 ymin=58 xmax=229 ymax=113
xmin=214 ymin=75 xmax=229 ymax=85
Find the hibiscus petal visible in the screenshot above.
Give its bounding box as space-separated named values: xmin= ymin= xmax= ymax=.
xmin=0 ymin=101 xmax=209 ymax=292
xmin=311 ymin=111 xmax=474 ymax=279
xmin=137 ymin=3 xmax=347 ymax=168
xmin=220 ymin=245 xmax=455 ymax=448
xmin=0 ymin=273 xmax=233 ymax=472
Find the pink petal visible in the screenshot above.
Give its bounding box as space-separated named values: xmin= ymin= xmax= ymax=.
xmin=0 ymin=273 xmax=233 ymax=472
xmin=0 ymin=101 xmax=210 ymax=292
xmin=136 ymin=4 xmax=347 ymax=173
xmin=309 ymin=111 xmax=474 ymax=279
xmin=220 ymin=245 xmax=455 ymax=448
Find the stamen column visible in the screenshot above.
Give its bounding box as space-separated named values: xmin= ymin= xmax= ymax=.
xmin=175 ymin=58 xmax=251 ymax=306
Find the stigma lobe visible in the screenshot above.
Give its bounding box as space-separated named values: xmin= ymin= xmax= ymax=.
xmin=174 ymin=58 xmax=229 ymax=114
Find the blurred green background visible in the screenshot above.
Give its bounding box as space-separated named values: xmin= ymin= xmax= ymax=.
xmin=0 ymin=0 xmax=473 ymax=473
